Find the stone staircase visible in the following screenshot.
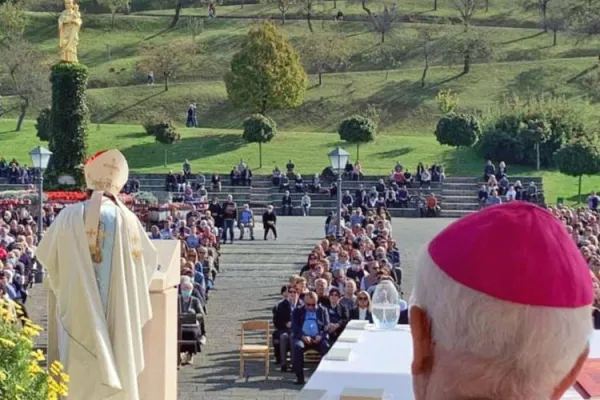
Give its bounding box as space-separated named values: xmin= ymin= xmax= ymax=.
xmin=0 ymin=174 xmax=546 ymax=219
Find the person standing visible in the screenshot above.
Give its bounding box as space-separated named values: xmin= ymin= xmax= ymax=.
xmin=221 ymin=195 xmax=237 ymax=244
xmin=301 ymin=193 xmax=311 ymax=217
xmin=262 ymin=205 xmax=278 ymax=241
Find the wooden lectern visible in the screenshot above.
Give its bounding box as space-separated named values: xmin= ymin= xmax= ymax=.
xmin=138 ymin=240 xmax=180 ymax=400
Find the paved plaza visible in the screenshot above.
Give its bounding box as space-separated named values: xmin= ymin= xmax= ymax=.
xmin=27 ymin=216 xmax=453 ymax=400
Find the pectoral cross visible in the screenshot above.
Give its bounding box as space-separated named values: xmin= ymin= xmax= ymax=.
xmin=86 ymin=228 xmax=96 ymax=238
xmin=103 ymin=158 xmax=119 ymax=177
xmin=131 ymin=248 xmax=142 ymax=262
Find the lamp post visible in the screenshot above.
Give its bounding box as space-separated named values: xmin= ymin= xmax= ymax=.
xmin=328 ymin=147 xmax=349 ymax=239
xmin=29 ymin=146 xmax=53 ymax=242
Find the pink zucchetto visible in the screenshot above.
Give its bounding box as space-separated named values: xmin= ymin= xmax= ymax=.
xmin=428 ymin=202 xmax=593 ymax=308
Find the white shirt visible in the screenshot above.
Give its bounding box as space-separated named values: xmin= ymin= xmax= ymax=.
xmin=301 ymin=195 xmax=311 ymax=206
xmin=359 ymin=308 xmax=367 ymax=320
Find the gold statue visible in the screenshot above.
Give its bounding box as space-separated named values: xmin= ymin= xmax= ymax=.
xmin=58 ymin=0 xmax=82 ymax=63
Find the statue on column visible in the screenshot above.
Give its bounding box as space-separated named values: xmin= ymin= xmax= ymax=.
xmin=37 ymin=149 xmax=158 ymax=400
xmin=58 ymin=0 xmax=82 ymax=63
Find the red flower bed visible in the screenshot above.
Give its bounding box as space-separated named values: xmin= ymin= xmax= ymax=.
xmin=45 ymin=191 xmax=87 ymax=202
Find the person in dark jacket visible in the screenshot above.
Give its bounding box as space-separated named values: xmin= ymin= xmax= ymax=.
xmin=326 ymin=287 xmax=349 ymax=344
xmin=221 ymin=195 xmax=237 ymax=244
xmin=165 ymin=170 xmax=177 ymax=192
xmin=282 ymin=191 xmax=293 ymax=216
xmin=349 ymin=290 xmax=374 ymax=323
xmin=263 ymin=205 xmax=278 ymax=240
xmin=274 ymin=285 xmax=303 ymax=371
xmin=291 ymin=292 xmax=330 ymax=384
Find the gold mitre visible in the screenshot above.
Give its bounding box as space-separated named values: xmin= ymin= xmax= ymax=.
xmin=84 ymin=149 xmax=129 ymax=196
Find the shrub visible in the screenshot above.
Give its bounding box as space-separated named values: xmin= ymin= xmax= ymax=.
xmin=147 ymin=117 xmax=180 ymax=167
xmin=434 ymin=113 xmax=481 ymax=149
xmin=142 ymin=111 xmax=171 ymax=136
xmin=0 ymin=299 xmax=69 ymax=399
xmin=338 ymin=115 xmax=376 ymax=160
xmin=242 ymin=114 xmax=276 ymax=168
xmin=35 ymin=107 xmax=52 ymax=142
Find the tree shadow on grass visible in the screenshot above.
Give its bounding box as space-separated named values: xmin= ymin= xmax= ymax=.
xmin=96 ymin=90 xmax=166 ymax=123
xmin=118 ymin=131 xmax=148 ymax=139
xmin=501 ymin=66 xmax=560 ymax=101
xmin=500 ymin=31 xmax=545 ymax=45
xmin=373 ymin=147 xmax=414 ymax=159
xmin=121 ymin=134 xmax=245 ymax=169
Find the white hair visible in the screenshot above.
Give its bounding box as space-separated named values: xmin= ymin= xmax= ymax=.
xmin=410 ymin=251 xmax=592 ymax=399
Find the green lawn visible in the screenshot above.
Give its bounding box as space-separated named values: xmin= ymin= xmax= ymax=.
xmin=1 ymin=119 xmax=598 ymax=203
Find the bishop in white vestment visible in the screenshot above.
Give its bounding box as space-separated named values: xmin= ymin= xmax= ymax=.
xmin=36 ymin=150 xmax=158 ymax=400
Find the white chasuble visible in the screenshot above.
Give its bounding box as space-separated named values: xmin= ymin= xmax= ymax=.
xmin=37 ymin=197 xmax=158 ymax=400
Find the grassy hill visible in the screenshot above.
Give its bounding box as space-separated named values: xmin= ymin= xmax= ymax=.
xmin=1 ymin=118 xmax=598 ymax=203
xmin=2 ymin=4 xmax=600 ymax=203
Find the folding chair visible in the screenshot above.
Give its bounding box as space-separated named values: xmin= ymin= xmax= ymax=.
xmin=239 ymin=320 xmax=270 ymax=379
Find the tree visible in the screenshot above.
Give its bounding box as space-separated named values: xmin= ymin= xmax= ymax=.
xmin=170 ymin=0 xmax=183 ymax=28
xmin=242 ymin=114 xmax=276 ymax=168
xmin=370 ymin=6 xmax=399 ymax=43
xmin=0 ymin=1 xmax=25 ymax=38
xmin=98 ymin=0 xmax=129 ymax=29
xmin=338 ymin=115 xmax=376 ymax=160
xmin=433 ymin=0 xmax=438 ymax=10
xmin=225 ymin=22 xmax=307 ymax=115
xmin=435 ymin=113 xmax=481 ymax=164
xmin=441 ymin=30 xmax=493 ymax=74
xmin=554 ymin=138 xmax=600 ymax=202
xmin=152 ymin=119 xmax=180 ymax=166
xmin=452 ymin=0 xmax=482 ymax=31
xmin=521 ymin=118 xmax=551 ymax=170
xmin=0 ymin=39 xmax=50 ymax=131
xmin=522 ymin=0 xmax=551 ymax=31
xmin=362 ymin=43 xmax=401 ymax=80
xmin=545 ymin=1 xmax=572 ymax=45
xmin=277 ymin=0 xmax=292 ymax=24
xmin=416 ymin=24 xmax=442 ymax=87
xmin=302 ymin=0 xmax=314 ymax=33
xmin=295 ymin=33 xmax=350 ymax=86
xmin=136 ymin=41 xmax=194 ymax=91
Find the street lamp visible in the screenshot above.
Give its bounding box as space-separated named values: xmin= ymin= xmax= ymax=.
xmin=328 ymin=147 xmax=349 ymax=239
xmin=29 ymin=146 xmax=52 ymax=242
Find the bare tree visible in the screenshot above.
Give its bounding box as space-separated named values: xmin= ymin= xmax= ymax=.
xmin=0 ymin=39 xmax=50 ymax=131
xmin=98 ymin=0 xmax=130 ymax=29
xmin=452 ymin=0 xmax=482 ymax=31
xmin=417 ymin=25 xmax=442 ymax=87
xmin=170 ymin=0 xmax=184 ymax=28
xmin=302 ymin=0 xmax=314 ymax=32
xmin=522 ymin=0 xmax=552 ymax=31
xmin=433 ymin=0 xmax=438 ymax=10
xmin=0 ymin=1 xmax=26 ymax=39
xmin=545 ymin=2 xmax=572 ymax=45
xmin=370 ymin=6 xmax=398 ymax=43
xmin=296 ymin=33 xmax=350 ymax=85
xmin=136 ymin=41 xmax=195 ymax=91
xmin=278 ymin=0 xmax=292 ymax=24
xmin=442 ymin=30 xmax=493 ymax=74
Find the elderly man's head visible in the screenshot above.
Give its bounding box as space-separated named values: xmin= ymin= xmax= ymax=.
xmin=315 ymin=278 xmax=328 ymax=296
xmin=410 ymin=203 xmax=592 ymax=400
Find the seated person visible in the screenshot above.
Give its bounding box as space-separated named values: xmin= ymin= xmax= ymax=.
xmin=194 ymin=173 xmax=206 ymax=190
xmin=178 ymin=280 xmax=206 ymax=365
xmin=506 ymin=185 xmax=517 ymax=202
xmin=183 ymin=159 xmax=192 ymax=177
xmin=426 ymin=193 xmax=439 ymax=217
xmin=279 ymin=174 xmax=290 ymax=192
xmin=294 ymin=173 xmax=304 ymax=193
xmin=177 ymin=172 xmax=187 ymax=192
xmin=286 ymin=159 xmax=295 ymax=175
xmin=165 ymin=170 xmax=177 ymax=192
xmin=274 ymin=285 xmax=302 ymax=371
xmin=498 ymin=175 xmax=509 ymax=195
xmin=326 ymin=287 xmax=349 ymax=344
xmin=483 ymin=160 xmax=495 ymax=182
xmin=478 ymin=185 xmax=489 ymax=208
xmin=375 ymin=179 xmax=386 ymax=194
xmin=241 ymin=167 xmax=252 ymax=186
xmin=341 ymin=190 xmax=353 ymax=212
xmin=352 ymin=161 xmax=363 ymax=181
xmin=238 ymin=204 xmax=255 ymax=240
xmin=349 ymin=290 xmax=373 ymax=322
xmin=420 ymin=168 xmax=432 ymax=187
xmin=487 ymin=190 xmax=502 ymax=206
xmin=282 ymin=191 xmax=293 ymax=216
xmin=526 ymin=181 xmax=538 ymax=202
xmin=292 ymin=292 xmax=330 ymax=384
xmin=272 ymin=167 xmax=281 ymax=186
xmin=230 ymin=167 xmax=240 ymax=186
xmin=344 ymin=161 xmax=354 ymax=179
xmin=329 ymin=182 xmax=337 ymax=199
xmin=197 ymin=184 xmax=208 ymax=199
xmin=210 ymin=173 xmax=221 ymax=192
xmin=396 ymin=186 xmax=409 ymax=208
xmin=310 ymin=173 xmax=321 ymax=193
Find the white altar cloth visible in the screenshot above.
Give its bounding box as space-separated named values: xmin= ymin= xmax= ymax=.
xmin=302 ymin=325 xmax=600 ymax=399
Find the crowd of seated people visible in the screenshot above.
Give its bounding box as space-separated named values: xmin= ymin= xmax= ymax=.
xmin=230 ymin=160 xmax=252 ymax=186
xmin=271 ymin=208 xmax=407 ymax=384
xmin=0 ymin=203 xmax=53 ymax=322
xmin=548 ymin=202 xmax=600 ymax=329
xmin=150 ymin=207 xmax=221 ymax=365
xmin=0 ymin=157 xmax=40 ymax=185
xmin=478 ymin=160 xmax=540 ymax=208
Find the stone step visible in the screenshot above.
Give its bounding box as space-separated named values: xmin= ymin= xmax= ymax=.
xmin=441 ymin=209 xmax=475 ymax=218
